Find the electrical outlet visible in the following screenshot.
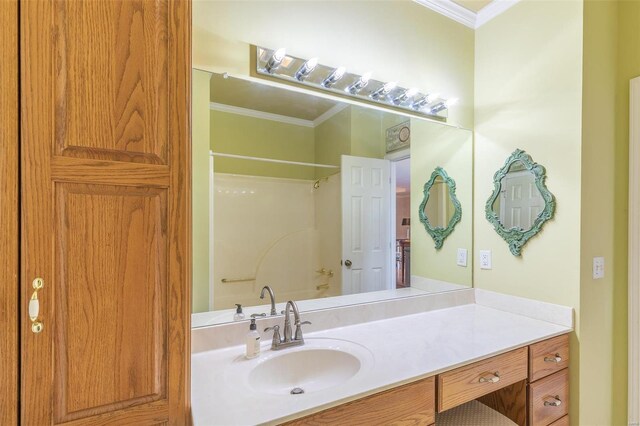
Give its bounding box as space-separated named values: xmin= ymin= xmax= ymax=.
xmin=593 ymin=256 xmax=605 ymax=279
xmin=479 ymin=250 xmax=492 ymax=270
xmin=456 ymin=248 xmax=468 ymax=267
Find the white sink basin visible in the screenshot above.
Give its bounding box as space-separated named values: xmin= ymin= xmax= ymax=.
xmin=227 ymin=338 xmax=374 ymax=396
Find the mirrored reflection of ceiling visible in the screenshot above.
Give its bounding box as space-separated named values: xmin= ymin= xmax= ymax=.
xmin=451 ymin=0 xmax=493 ymax=13
xmin=210 ymin=73 xmax=341 ymax=121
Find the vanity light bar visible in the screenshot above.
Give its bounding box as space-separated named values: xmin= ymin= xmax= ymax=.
xmin=255 ymin=46 xmax=455 ymax=120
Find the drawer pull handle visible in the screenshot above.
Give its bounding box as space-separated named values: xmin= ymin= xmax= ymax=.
xmin=543 ymin=395 xmax=562 ymax=407
xmin=544 ymin=353 xmax=562 ymax=363
xmin=29 ymin=278 xmax=44 ymax=334
xmin=478 ymin=372 xmax=500 ymax=383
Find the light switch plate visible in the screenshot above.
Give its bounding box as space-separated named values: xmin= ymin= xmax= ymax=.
xmin=456 ymin=248 xmax=468 ymax=267
xmin=479 ymin=250 xmax=492 ymax=270
xmin=593 ymin=256 xmax=605 ymax=279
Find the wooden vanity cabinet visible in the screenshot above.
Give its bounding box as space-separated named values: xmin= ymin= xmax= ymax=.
xmin=282 ymin=333 xmax=570 ymax=426
xmin=284 ymin=377 xmax=436 ymax=426
xmin=527 ymin=334 xmax=570 ymax=426
xmin=437 ymin=347 xmax=528 ymax=412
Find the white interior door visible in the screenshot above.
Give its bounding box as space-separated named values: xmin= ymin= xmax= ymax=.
xmin=341 ymin=155 xmax=391 ymax=295
xmin=501 ymin=171 xmax=543 ymax=230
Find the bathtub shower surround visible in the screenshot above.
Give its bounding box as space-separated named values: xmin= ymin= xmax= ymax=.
xmin=212 ymin=173 xmax=340 ymax=310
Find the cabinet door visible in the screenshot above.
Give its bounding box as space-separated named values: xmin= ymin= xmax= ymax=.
xmin=0 ymin=0 xmax=19 ymax=424
xmin=20 ymin=1 xmax=191 ymax=424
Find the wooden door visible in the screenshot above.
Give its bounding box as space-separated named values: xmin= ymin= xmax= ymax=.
xmin=20 ymin=1 xmax=191 ymax=424
xmin=0 ymin=0 xmax=19 ymax=424
xmin=500 ymin=171 xmax=543 ymax=230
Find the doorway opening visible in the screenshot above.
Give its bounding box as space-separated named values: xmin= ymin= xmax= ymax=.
xmin=387 ymin=149 xmax=411 ymax=290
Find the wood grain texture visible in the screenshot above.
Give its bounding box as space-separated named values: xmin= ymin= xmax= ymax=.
xmin=52 ymin=157 xmax=170 ymax=188
xmin=528 ymin=369 xmax=569 ymax=426
xmin=283 ymin=377 xmax=436 ymax=426
xmin=0 ymin=1 xmax=19 ymax=424
xmin=548 ymin=415 xmax=569 ymax=426
xmin=21 ymin=0 xmax=191 ymax=424
xmin=529 ymin=334 xmax=569 ymax=382
xmin=477 ymin=379 xmax=527 ymax=426
xmin=54 ymin=184 xmax=168 ymax=422
xmin=437 ymin=347 xmax=528 ymax=412
xmin=53 ymin=1 xmax=169 ymax=165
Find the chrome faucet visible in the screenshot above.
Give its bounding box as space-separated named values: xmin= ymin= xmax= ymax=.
xmin=283 ymin=300 xmax=300 ymax=342
xmin=264 ymin=300 xmax=311 ymax=350
xmin=260 ymin=285 xmax=277 ymax=316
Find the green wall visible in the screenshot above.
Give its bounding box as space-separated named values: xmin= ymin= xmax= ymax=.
xmin=411 ymin=120 xmax=473 ymax=287
xmin=314 ymin=107 xmax=351 ymax=179
xmin=350 ymin=108 xmax=385 ymax=159
xmin=211 ymin=110 xmax=316 ymax=180
xmin=210 ymin=105 xmax=390 ymax=181
xmin=192 ymin=70 xmax=212 ymax=313
xmin=581 ymin=2 xmax=618 ymax=424
xmin=612 ymin=1 xmax=640 ymax=423
xmin=474 ymin=1 xmax=584 ymax=423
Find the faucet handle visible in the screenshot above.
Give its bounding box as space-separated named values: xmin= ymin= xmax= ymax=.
xmin=264 ymin=325 xmax=281 ymax=347
xmin=294 ymin=321 xmax=311 ymax=341
xmin=251 ymin=313 xmax=266 ymax=318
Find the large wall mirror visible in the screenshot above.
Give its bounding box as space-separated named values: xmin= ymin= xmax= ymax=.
xmin=192 ymin=70 xmax=473 ymax=326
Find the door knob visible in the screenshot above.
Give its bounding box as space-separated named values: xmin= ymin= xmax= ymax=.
xmin=344 ymin=259 xmax=352 ymax=268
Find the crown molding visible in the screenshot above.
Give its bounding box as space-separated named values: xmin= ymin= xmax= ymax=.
xmin=313 ymin=104 xmax=349 ymax=127
xmin=413 ymin=0 xmax=475 ymax=29
xmin=209 ymin=102 xmax=315 ymax=128
xmin=413 ymin=0 xmax=521 ymax=29
xmin=476 ymin=0 xmax=521 ymax=28
xmin=210 ymin=102 xmax=349 ymax=129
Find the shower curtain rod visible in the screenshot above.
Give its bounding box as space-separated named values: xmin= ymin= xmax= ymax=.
xmin=210 ymin=151 xmax=339 ymax=169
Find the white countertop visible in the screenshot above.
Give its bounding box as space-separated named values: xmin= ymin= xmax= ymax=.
xmin=191 ymin=302 xmax=571 ymax=425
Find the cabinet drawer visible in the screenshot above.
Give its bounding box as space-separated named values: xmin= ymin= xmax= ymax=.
xmin=529 ymin=334 xmax=569 ymax=382
xmin=529 ymin=369 xmax=569 ymax=426
xmin=283 ymin=376 xmax=435 ymax=425
xmin=437 ymin=347 xmax=528 ymax=412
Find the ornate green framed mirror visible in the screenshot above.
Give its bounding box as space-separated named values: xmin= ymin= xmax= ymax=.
xmin=485 ymin=149 xmax=556 ymax=256
xmin=418 ymin=167 xmax=462 ymax=249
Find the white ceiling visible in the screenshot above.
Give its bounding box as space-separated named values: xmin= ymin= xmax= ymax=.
xmin=451 ymin=0 xmax=494 ymax=13
xmin=210 ymin=73 xmax=340 ymax=121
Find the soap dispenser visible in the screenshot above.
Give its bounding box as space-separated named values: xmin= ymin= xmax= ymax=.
xmin=245 ymin=319 xmax=261 ymax=359
xmin=234 ymin=304 xmax=245 ymax=321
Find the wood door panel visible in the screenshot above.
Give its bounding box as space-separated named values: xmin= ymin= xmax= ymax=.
xmin=0 ymin=0 xmax=19 ymax=424
xmin=21 ymin=0 xmax=190 ymax=423
xmin=54 ymin=184 xmax=168 ymax=422
xmin=54 ymin=0 xmax=169 ymax=164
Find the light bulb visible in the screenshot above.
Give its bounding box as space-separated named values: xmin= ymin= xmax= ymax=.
xmin=346 ymin=72 xmax=372 ymax=94
xmin=394 ymin=87 xmax=419 ymax=104
xmin=370 ymin=81 xmax=397 ymax=100
xmin=295 ymin=57 xmax=319 ymax=81
xmin=273 ymin=47 xmax=286 ymax=62
xmin=405 ymin=88 xmax=419 ymax=98
xmin=265 ymin=47 xmax=287 ymax=73
xmin=322 ymin=66 xmax=347 ymax=87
